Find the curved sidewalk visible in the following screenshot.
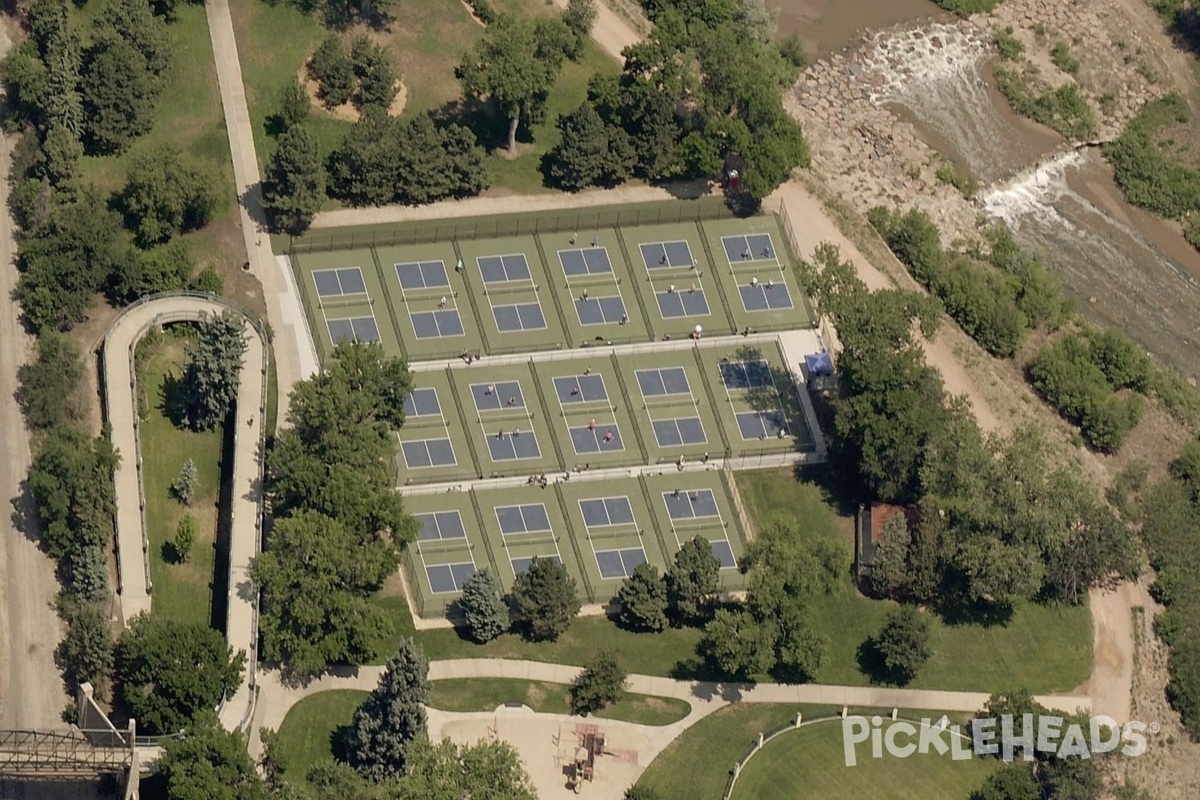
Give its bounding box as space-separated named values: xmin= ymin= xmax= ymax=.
xmin=101 ymin=293 xmax=268 ymax=732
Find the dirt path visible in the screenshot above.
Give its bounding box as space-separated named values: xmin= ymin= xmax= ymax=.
xmin=546 ymin=0 xmax=642 ymax=61
xmin=1084 ymin=581 xmax=1150 ymax=723
xmin=0 ymin=23 xmax=71 ymax=736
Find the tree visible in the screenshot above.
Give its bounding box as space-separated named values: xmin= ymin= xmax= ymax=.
xmin=17 ymin=188 xmax=123 ymax=332
xmin=699 ymin=607 xmax=776 ymax=679
xmin=546 ymin=103 xmax=635 ymax=190
xmin=1 ymin=42 xmax=51 ymax=129
xmin=57 ymin=604 xmax=114 ymax=694
xmin=40 ymin=124 xmax=83 ymax=187
xmin=624 ymin=788 xmax=663 ymax=800
xmin=175 ymin=514 xmax=197 ymax=563
xmin=310 ymin=35 xmax=355 ymax=108
xmin=346 ymin=639 xmax=429 ymax=782
xmin=44 ymin=45 xmax=85 ymax=138
xmin=157 ymin=718 xmax=268 ymax=800
xmin=458 ymin=568 xmax=509 ymax=643
xmin=456 ymin=14 xmax=567 ymax=151
xmin=16 ymin=331 xmax=85 ymax=430
xmin=971 ymin=764 xmax=1041 ymax=800
xmin=108 ymin=238 xmax=194 ymax=303
xmin=97 ymin=0 xmax=173 ymax=80
xmin=178 ymin=310 xmax=248 ymax=431
xmin=251 ymin=511 xmax=399 ymax=678
xmin=571 ymin=649 xmax=626 ymax=714
xmin=666 ymin=536 xmax=719 ymax=624
xmin=28 ymin=426 xmax=118 ymax=562
xmin=509 ymin=557 xmax=581 ymax=641
xmin=351 ymin=36 xmax=397 ymax=110
xmin=80 ymin=37 xmax=159 ymax=155
xmin=67 ymin=543 xmax=110 ymax=603
xmin=171 ymin=458 xmax=199 ymax=505
xmin=869 ymin=513 xmax=911 ymax=598
xmin=119 ymin=146 xmax=219 ymax=247
xmin=734 ymin=0 xmax=776 ymax=44
xmin=262 ymin=126 xmax=326 ymax=235
xmin=872 ymin=606 xmax=931 ymax=685
xmin=116 ymin=615 xmax=245 ymax=735
xmin=276 ymin=77 xmax=311 ymax=131
xmin=562 ymin=0 xmax=597 ymax=59
xmin=615 ymin=562 xmax=668 ymax=632
xmin=393 ymin=738 xmax=536 ymax=800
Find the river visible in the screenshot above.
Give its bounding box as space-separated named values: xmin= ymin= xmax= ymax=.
xmin=783 ymin=4 xmax=1200 ymax=377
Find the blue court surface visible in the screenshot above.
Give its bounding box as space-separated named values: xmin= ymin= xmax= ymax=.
xmin=595 ymin=547 xmax=646 ymax=579
xmin=553 ymin=374 xmax=608 ymax=404
xmin=656 ymin=289 xmax=709 ymax=318
xmin=471 ymin=381 xmax=526 ymax=411
xmin=739 ymin=283 xmax=794 ymax=312
xmin=575 ymin=296 xmax=627 ymax=325
xmin=635 ymin=367 xmax=692 ymax=398
xmin=327 ymin=317 xmax=381 ymax=344
xmin=396 ymin=261 xmax=450 ymax=290
xmin=570 ymin=424 xmax=624 ymax=454
xmin=720 ymin=360 xmax=773 ymax=389
xmin=722 ymin=233 xmax=777 ymax=262
xmin=496 ymin=503 xmax=552 ymax=535
xmin=485 ymin=430 xmax=542 ymax=461
xmin=559 ymin=248 xmax=613 ymax=277
xmin=640 ymin=241 xmax=694 ymax=269
xmin=403 ymin=387 xmax=442 ymax=417
xmin=416 ymin=511 xmax=466 ymax=541
xmin=710 ymin=540 xmax=736 ymax=568
xmin=652 ymin=417 xmax=707 ymax=447
xmin=493 ymin=302 xmax=546 ymax=332
xmin=313 ymin=267 xmax=367 ymax=297
xmin=663 ymin=488 xmax=720 ymax=520
xmin=479 ymin=254 xmax=532 ymax=283
xmin=426 ymin=562 xmax=475 ymax=593
xmin=579 ymin=496 xmax=636 ymax=527
xmin=411 ymin=310 xmax=464 ymax=339
xmin=402 ymin=438 xmax=457 ymax=468
xmin=511 ymin=555 xmax=561 ymax=575
xmin=736 ymin=409 xmax=789 ymax=440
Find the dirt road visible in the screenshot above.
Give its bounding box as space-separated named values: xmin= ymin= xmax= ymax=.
xmin=0 ymin=27 xmax=70 ymax=735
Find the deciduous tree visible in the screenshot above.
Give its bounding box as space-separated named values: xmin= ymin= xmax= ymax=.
xmin=119 ymin=146 xmax=219 ymax=247
xmin=510 ymin=557 xmax=580 ymax=641
xmin=116 ymin=615 xmax=245 ymax=735
xmin=393 ymin=738 xmax=537 ymax=800
xmin=157 ymin=717 xmax=268 ymax=800
xmin=28 ymin=425 xmax=118 ymax=562
xmin=615 ymin=562 xmax=668 ymax=632
xmin=57 ymin=604 xmax=114 ymax=694
xmin=251 ymin=510 xmax=399 ymax=678
xmin=108 ymin=238 xmax=194 ymax=303
xmin=562 ymin=0 xmax=597 ymax=59
xmin=570 ymin=649 xmax=626 ymax=714
xmin=699 ymin=607 xmax=776 ymax=679
xmin=458 ymin=567 xmax=509 ymax=643
xmin=871 ymin=606 xmax=931 ymax=684
xmin=16 ymin=331 xmax=86 ymax=430
xmin=346 ymin=639 xmax=429 ymax=781
xmin=80 ymin=38 xmax=158 ymax=154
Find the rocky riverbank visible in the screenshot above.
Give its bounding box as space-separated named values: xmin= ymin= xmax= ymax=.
xmin=789 ymin=0 xmax=1169 ymax=245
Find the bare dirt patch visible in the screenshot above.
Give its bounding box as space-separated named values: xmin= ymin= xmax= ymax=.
xmin=297 ymin=64 xmax=408 ymax=124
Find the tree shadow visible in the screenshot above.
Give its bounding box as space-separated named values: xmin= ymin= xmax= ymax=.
xmin=933 ymin=579 xmax=1015 ymax=628
xmin=1166 ymin=6 xmax=1200 ymax=58
xmin=264 ymin=112 xmax=288 ymax=139
xmin=855 ymin=636 xmax=910 ymax=686
xmin=160 ymin=539 xmax=182 ymax=565
xmin=330 ymin=721 xmax=355 ymax=762
xmin=431 ymin=97 xmax=521 ymax=154
xmin=158 ymin=371 xmax=192 ymax=429
xmin=10 ymin=478 xmax=44 ymax=548
xmin=652 ymin=177 xmax=717 ymax=200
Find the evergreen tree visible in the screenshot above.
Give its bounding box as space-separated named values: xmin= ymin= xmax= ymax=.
xmin=178 ymin=310 xmax=247 ymax=431
xmin=174 ymin=514 xmax=197 ymax=563
xmin=458 ymin=568 xmax=509 ymax=643
xmin=262 ymin=126 xmax=325 ymax=235
xmin=80 ymin=37 xmax=158 ymax=154
xmin=67 ymin=544 xmax=110 ymax=603
xmin=276 ymin=77 xmax=311 ymax=131
xmin=346 ymin=639 xmax=430 ymax=782
xmin=546 ymin=103 xmax=634 ymax=190
xmin=351 ymin=36 xmax=397 ymax=110
xmin=615 ymin=562 xmax=668 ymax=632
xmin=310 ymin=35 xmax=355 ymax=108
xmin=509 ymin=557 xmax=580 ymax=641
xmin=57 ymin=604 xmax=114 ymax=694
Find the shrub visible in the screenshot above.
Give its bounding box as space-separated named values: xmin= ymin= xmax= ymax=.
xmin=932 ymin=0 xmax=1000 ymax=15
xmin=994 ymin=27 xmax=1024 ymax=61
xmin=570 ymin=649 xmax=626 ymax=714
xmin=1105 ymin=94 xmax=1200 ymax=219
xmin=995 ymin=64 xmax=1097 ymax=140
xmin=1050 ymin=41 xmax=1080 ymax=75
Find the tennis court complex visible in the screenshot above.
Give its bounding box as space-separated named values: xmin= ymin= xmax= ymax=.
xmin=401 ymin=471 xmax=749 ymax=616
xmin=393 ymin=341 xmax=816 ymax=486
xmin=289 ymin=204 xmax=814 ymax=364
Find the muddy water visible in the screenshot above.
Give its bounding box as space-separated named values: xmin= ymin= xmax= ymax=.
xmin=768 ymin=0 xmax=943 ymax=55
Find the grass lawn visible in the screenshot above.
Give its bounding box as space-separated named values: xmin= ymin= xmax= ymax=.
xmin=428 ymin=678 xmax=690 ymax=725
xmin=733 ymin=467 xmax=854 ymax=543
xmin=136 ymin=333 xmax=225 ymax=628
xmin=730 ymin=719 xmax=998 ymax=800
xmin=229 ymin=0 xmax=620 ymax=197
xmin=273 ymin=689 xmax=368 ymax=784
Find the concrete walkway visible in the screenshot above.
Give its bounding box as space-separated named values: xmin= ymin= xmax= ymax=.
xmin=101 ymin=294 xmax=268 ymax=732
xmin=206 ymin=0 xmax=318 ymax=408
